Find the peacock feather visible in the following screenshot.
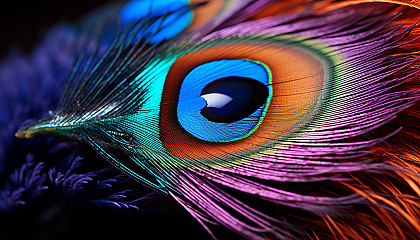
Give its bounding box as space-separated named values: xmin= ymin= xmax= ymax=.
xmin=15 ymin=0 xmax=420 ymax=239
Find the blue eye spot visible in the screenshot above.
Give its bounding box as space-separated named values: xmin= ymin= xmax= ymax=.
xmin=177 ymin=59 xmax=272 ymax=142
xmin=120 ymin=0 xmax=193 ymax=43
xmin=200 ymin=77 xmax=269 ymax=123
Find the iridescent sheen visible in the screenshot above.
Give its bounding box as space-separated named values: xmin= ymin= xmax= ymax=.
xmin=14 ymin=1 xmax=420 ymax=239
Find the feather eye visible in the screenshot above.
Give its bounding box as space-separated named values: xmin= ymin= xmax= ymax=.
xmin=160 ymin=38 xmax=328 ymax=158
xmin=15 ymin=0 xmax=420 ymax=239
xmin=175 ymin=59 xmax=271 ymax=142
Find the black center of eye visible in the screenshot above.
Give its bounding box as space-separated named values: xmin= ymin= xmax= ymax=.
xmin=200 ymin=76 xmax=269 ymax=123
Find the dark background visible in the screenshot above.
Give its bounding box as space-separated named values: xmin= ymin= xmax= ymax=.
xmin=0 ymin=0 xmax=114 ymax=58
